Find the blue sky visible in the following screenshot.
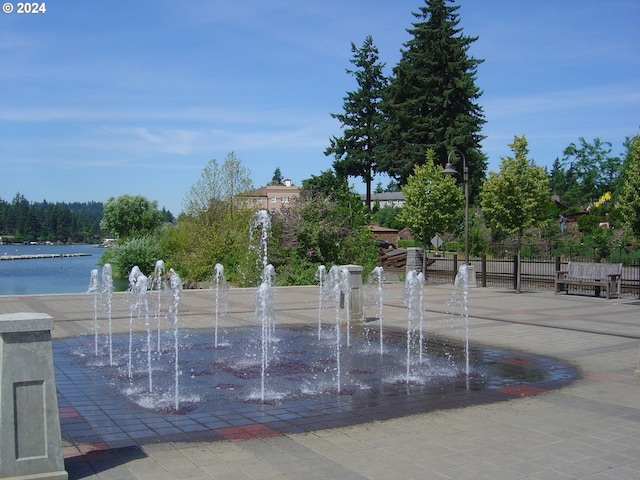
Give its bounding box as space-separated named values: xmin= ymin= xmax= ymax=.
xmin=1 ymin=0 xmax=638 ymax=215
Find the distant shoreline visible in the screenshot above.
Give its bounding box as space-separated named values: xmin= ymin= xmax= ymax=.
xmin=0 ymin=252 xmax=93 ymax=261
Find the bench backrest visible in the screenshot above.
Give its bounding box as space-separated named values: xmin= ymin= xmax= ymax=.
xmin=567 ymin=262 xmax=622 ymax=280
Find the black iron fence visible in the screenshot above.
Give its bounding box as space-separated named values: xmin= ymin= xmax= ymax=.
xmin=424 ymin=245 xmax=640 ymax=298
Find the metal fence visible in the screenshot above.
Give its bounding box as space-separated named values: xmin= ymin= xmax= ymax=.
xmin=424 ymin=248 xmax=640 ymax=298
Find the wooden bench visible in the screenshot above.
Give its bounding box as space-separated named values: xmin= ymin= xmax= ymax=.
xmin=555 ymin=262 xmax=622 ymax=299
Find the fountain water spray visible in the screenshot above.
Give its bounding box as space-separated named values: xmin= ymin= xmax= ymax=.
xmin=418 ymin=272 xmax=425 ymax=364
xmin=127 ymin=266 xmax=143 ymax=379
xmin=132 ymin=274 xmax=151 ymax=390
xmin=368 ymin=266 xmax=385 ymax=356
xmin=135 ymin=274 xmax=153 ymax=393
xmin=101 ymin=264 xmax=114 ymax=365
xmin=403 ymin=270 xmax=424 ymax=383
xmin=168 ymin=268 xmax=182 ymax=410
xmin=324 ymin=265 xmax=352 ymax=393
xmin=250 ymin=210 xmax=271 ymax=269
xmin=315 ymin=265 xmax=326 ymax=339
xmin=152 ymin=260 xmax=166 ymax=352
xmin=212 ymin=263 xmax=227 ymax=348
xmin=325 ymin=266 xmax=342 ymax=393
xmin=256 ymin=264 xmax=276 ymax=402
xmin=448 ymin=264 xmax=470 ymax=382
xmin=341 ymin=268 xmax=352 ymax=347
xmin=87 ymin=269 xmax=100 ymax=356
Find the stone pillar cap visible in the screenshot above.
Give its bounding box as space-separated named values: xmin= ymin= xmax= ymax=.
xmin=0 ymin=312 xmax=54 ymax=333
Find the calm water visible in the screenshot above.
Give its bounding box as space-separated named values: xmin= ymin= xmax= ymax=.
xmin=0 ymin=244 xmax=108 ymax=295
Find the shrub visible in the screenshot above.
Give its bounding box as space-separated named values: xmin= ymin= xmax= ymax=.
xmin=398 ymin=239 xmax=422 ymax=248
xmin=99 ymin=235 xmax=163 ymax=278
xmin=270 ymin=190 xmax=378 ymax=284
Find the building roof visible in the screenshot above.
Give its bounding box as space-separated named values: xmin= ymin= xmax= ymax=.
xmin=368 ymin=225 xmax=399 ymax=234
xmin=361 ymin=192 xmax=405 ymax=202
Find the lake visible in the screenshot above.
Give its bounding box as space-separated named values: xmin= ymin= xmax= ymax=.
xmin=0 ymin=244 xmax=110 ymax=295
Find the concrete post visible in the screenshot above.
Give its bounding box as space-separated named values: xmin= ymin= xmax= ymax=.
xmin=466 ymin=264 xmax=478 ymax=288
xmin=0 ymin=312 xmax=67 ymax=480
xmin=405 ymin=247 xmax=423 ymax=275
xmin=339 ymin=265 xmax=363 ymax=320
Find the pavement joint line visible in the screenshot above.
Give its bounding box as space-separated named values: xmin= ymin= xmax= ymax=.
xmin=407 ymin=306 xmax=640 ymax=340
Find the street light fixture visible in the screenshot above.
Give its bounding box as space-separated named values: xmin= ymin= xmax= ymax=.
xmin=442 ymin=149 xmax=469 ymax=266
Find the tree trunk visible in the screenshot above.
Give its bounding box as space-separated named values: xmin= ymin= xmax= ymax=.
xmin=422 ymin=238 xmax=428 ymax=276
xmin=516 ymin=231 xmax=522 ymax=293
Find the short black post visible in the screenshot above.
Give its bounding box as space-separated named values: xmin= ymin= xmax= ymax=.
xmin=481 ymin=254 xmax=487 ymax=287
xmin=513 ymin=255 xmax=518 ymax=290
xmin=452 ymin=254 xmax=458 ymax=283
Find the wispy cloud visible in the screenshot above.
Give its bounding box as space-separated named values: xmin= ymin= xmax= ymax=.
xmin=484 ymin=82 xmax=640 ymax=118
xmin=0 ymin=104 xmax=329 ymax=126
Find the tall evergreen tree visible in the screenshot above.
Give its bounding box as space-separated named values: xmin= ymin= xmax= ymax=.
xmin=271 ymin=167 xmax=283 ymax=185
xmin=379 ymin=0 xmax=486 ymax=200
xmin=325 ymin=35 xmax=388 ymax=211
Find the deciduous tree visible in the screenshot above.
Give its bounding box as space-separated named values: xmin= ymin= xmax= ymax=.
xmin=100 ymin=194 xmax=164 ymax=239
xmin=619 ymin=135 xmax=640 ymax=236
xmin=170 ymin=152 xmax=254 ymax=283
xmin=398 ymin=150 xmax=463 ymax=272
xmin=561 ymin=137 xmax=622 ymax=206
xmin=480 ymin=135 xmax=550 ymax=292
xmin=301 ymin=170 xmax=349 ymax=196
xmin=183 ymin=151 xmax=253 ymax=220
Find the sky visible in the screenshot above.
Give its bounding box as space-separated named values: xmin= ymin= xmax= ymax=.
xmin=1 ymin=0 xmax=638 ymax=216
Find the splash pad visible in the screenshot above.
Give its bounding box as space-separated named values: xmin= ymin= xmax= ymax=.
xmin=58 ymin=276 xmax=577 ymax=448
xmin=62 ymin=211 xmax=577 ymax=447
xmin=55 ymin=299 xmax=577 ymax=447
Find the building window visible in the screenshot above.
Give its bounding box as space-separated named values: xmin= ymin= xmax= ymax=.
xmin=270 ymin=196 xmax=276 ymax=203
xmin=281 ymin=196 xmax=289 ymax=203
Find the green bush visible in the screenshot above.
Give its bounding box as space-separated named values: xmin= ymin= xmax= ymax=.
xmin=576 ymin=213 xmax=603 ymax=233
xmin=269 ymin=190 xmax=378 ymax=284
xmin=444 ymin=241 xmax=462 ymax=253
xmin=398 ymin=239 xmax=421 ymax=248
xmin=521 ymin=244 xmax=540 ymax=260
xmin=99 ymin=235 xmax=164 ymax=278
xmin=373 ymin=205 xmax=403 ymax=229
xmin=273 ymin=261 xmax=320 ymax=286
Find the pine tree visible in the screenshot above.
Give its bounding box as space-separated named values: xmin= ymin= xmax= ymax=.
xmin=325 ymin=35 xmax=388 ymax=211
xmin=379 ymin=0 xmax=486 ymax=200
xmin=271 ymin=167 xmax=283 ymax=185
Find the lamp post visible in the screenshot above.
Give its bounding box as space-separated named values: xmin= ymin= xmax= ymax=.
xmin=442 ymin=149 xmax=469 ymax=266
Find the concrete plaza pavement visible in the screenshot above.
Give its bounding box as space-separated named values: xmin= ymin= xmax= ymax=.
xmin=1 ymin=281 xmax=640 ymax=479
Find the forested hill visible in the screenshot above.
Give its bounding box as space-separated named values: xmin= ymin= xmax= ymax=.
xmin=0 ymin=193 xmax=104 ymax=244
